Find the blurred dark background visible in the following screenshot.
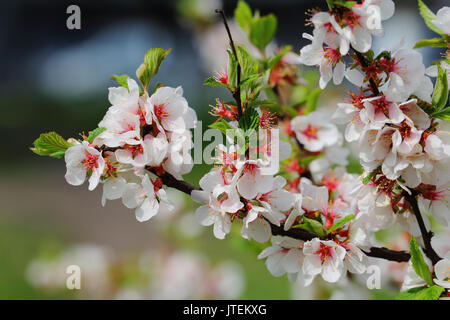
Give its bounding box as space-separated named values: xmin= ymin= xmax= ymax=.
xmin=0 ymin=0 xmax=446 ymax=299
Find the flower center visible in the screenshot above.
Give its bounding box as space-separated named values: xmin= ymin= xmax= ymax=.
xmin=124 ymin=143 xmax=144 ymax=158
xmin=154 ymin=104 xmax=170 ymax=121
xmin=373 ymin=96 xmax=391 ymax=117
xmin=314 ymin=242 xmax=333 ymax=263
xmin=81 ymin=151 xmax=99 ymax=171
xmin=398 ymin=121 xmax=412 ymax=139
xmin=323 ymin=47 xmax=341 ymax=66
xmin=302 ymin=125 xmax=319 ymax=140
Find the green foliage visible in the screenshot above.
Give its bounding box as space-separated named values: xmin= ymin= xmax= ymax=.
xmin=333 ymin=1 xmax=357 ymax=8
xmin=327 ymin=215 xmax=355 ymax=234
xmin=87 ymin=127 xmax=106 ymax=143
xmin=209 ymin=119 xmax=234 ymax=134
xmin=234 ymin=0 xmax=252 ymax=34
xmin=431 ymin=64 xmax=449 ymax=111
xmin=267 ymin=46 xmax=293 ymax=69
xmin=409 ymin=237 xmax=433 ymax=286
xmin=234 ymin=0 xmax=277 ymax=51
xmin=414 ymin=38 xmax=448 ymax=49
xmin=110 ymin=74 xmax=129 ymax=89
xmin=395 ymin=285 xmax=444 ymax=300
xmin=249 ymin=14 xmax=277 ymax=51
xmin=238 ymin=107 xmax=260 ymax=132
xmin=304 ymin=87 xmax=322 ymax=114
xmin=203 ymin=76 xmax=229 ymax=88
xmin=418 ymin=0 xmax=446 ymax=35
xmin=362 ymin=166 xmax=381 ymax=184
xmin=136 ymin=48 xmax=171 ymax=91
xmin=431 ymin=107 xmax=450 ymax=120
xmin=293 ymin=217 xmax=326 ymax=237
xmin=31 ymin=132 xmax=72 ymax=159
xmin=298 ymin=154 xmax=323 ymax=168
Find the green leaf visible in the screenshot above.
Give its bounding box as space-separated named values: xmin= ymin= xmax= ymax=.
xmin=326 ymin=0 xmax=334 ymax=9
xmin=136 ymin=48 xmax=171 ymax=91
xmin=31 ymin=132 xmax=72 ymax=159
xmin=209 ymin=119 xmax=234 ymax=135
xmin=362 ymin=166 xmax=381 ymax=184
xmin=333 ymin=1 xmax=357 ymax=8
xmin=293 ymin=217 xmax=326 ymax=237
xmin=432 ymin=64 xmax=449 ymax=110
xmin=238 ymin=107 xmax=260 ymax=132
xmin=409 ymin=237 xmax=433 ymax=286
xmin=249 ymin=14 xmax=277 ymax=51
xmin=414 ymin=38 xmax=448 ymax=48
xmin=240 ymin=74 xmax=262 ymax=87
xmin=203 ymin=76 xmax=229 ymax=88
xmin=236 ymin=46 xmax=259 ymax=81
xmin=110 ymin=74 xmax=130 ymax=89
xmin=431 ymin=107 xmax=450 ymax=120
xmin=304 ymin=87 xmax=321 ymax=114
xmin=299 ymin=154 xmax=323 ymax=168
xmin=418 ymin=0 xmax=446 ymax=35
xmin=267 ymin=46 xmax=293 ymax=69
xmin=395 ymin=285 xmax=444 ymax=300
xmin=234 ymin=0 xmax=253 ymax=34
xmin=327 ymin=215 xmax=355 ymax=234
xmin=87 ymin=127 xmax=106 ymax=143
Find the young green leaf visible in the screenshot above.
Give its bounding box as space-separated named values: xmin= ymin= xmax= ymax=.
xmin=110 ymin=74 xmax=130 ymax=89
xmin=209 ymin=119 xmax=234 ymax=135
xmin=414 ymin=38 xmax=448 ymax=49
xmin=87 ymin=127 xmax=106 ymax=143
xmin=409 ymin=237 xmax=433 ymax=286
xmin=249 ymin=14 xmax=277 ymax=51
xmin=136 ymin=48 xmax=171 ymax=91
xmin=293 ymin=217 xmax=326 ymax=237
xmin=238 ymin=107 xmax=260 ymax=132
xmin=362 ymin=166 xmax=381 ymax=184
xmin=31 ymin=132 xmax=72 ymax=159
xmin=304 ymin=87 xmax=321 ymax=114
xmin=234 ymin=0 xmax=253 ymax=34
xmin=418 ymin=0 xmax=446 ymax=35
xmin=431 ymin=64 xmax=449 ymax=110
xmin=267 ymin=46 xmax=293 ymax=69
xmin=203 ymin=76 xmax=230 ymax=88
xmin=327 ymin=215 xmax=355 ymax=234
xmin=431 ymin=107 xmax=450 ymax=120
xmin=395 ymin=285 xmax=444 ymax=300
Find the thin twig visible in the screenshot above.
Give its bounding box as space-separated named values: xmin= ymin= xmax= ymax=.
xmin=351 ymin=47 xmax=380 ymax=96
xmin=216 ymin=9 xmax=243 ymax=119
xmin=404 ymin=190 xmax=441 ymax=265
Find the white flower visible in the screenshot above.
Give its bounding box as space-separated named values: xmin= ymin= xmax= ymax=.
xmin=302 ymin=238 xmax=346 ymax=283
xmin=434 ymin=254 xmax=450 ymax=289
xmin=65 ymin=141 xmax=105 ymax=191
xmin=355 ymin=184 xmax=395 ymax=229
xmin=284 ymin=194 xmax=304 ymax=231
xmin=424 ymin=121 xmax=450 ymax=161
xmin=236 ymin=160 xmax=275 ymax=200
xmin=362 ymin=96 xmax=405 ymax=129
xmin=291 ymin=111 xmax=340 ymax=152
xmin=309 ymin=145 xmax=349 ymax=180
xmin=192 ymin=168 xmax=243 ymax=240
xmin=146 ymin=86 xmax=197 ymax=134
xmin=384 ymin=49 xmax=426 ymax=103
xmin=418 ymin=185 xmax=450 ymax=227
xmin=97 ymin=110 xmax=141 ymax=148
xmin=299 ymin=178 xmax=329 ymax=212
xmin=343 ymin=242 xmax=367 ymax=274
xmin=432 ymin=6 xmax=450 ymax=35
xmin=258 ymin=236 xmax=314 ymax=286
xmin=122 ymin=174 xmax=169 ymax=222
xmin=241 ymin=176 xmax=295 ymax=242
xmin=298 ymin=33 xmax=345 ymax=89
xmin=163 ymin=130 xmax=194 ymax=179
xmin=333 ymin=101 xmax=369 ymax=142
xmin=108 ymin=78 xmax=140 ymax=114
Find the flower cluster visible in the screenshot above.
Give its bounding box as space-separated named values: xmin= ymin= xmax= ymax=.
xmin=65 ymin=77 xmax=197 ymax=222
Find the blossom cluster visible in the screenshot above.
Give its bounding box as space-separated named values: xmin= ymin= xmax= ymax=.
xmin=65 ymin=77 xmax=197 ymax=222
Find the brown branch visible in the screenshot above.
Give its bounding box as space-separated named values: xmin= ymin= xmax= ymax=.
xmin=155 ymin=169 xmax=411 ymax=263
xmin=351 ymin=47 xmax=380 ymax=96
xmin=404 ymin=190 xmax=441 ymax=265
xmin=216 ymin=9 xmax=243 ymax=119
